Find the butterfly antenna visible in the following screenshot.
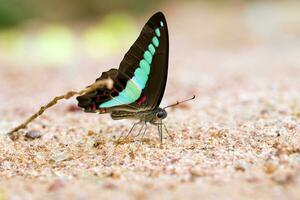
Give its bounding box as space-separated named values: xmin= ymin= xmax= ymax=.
xmin=163 ymin=95 xmax=196 ymax=110
xmin=6 ymin=78 xmax=113 ymax=140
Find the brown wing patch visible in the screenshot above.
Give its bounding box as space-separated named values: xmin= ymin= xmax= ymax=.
xmin=77 ymin=68 xmax=126 ymax=113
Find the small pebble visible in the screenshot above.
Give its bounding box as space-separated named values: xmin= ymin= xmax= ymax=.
xmin=51 ymin=152 xmax=70 ymax=162
xmin=1 ymin=161 xmax=12 ymax=170
xmin=48 ymin=179 xmax=65 ymax=192
xmin=235 ymin=161 xmax=249 ymax=172
xmin=25 ymin=130 xmax=43 ymax=139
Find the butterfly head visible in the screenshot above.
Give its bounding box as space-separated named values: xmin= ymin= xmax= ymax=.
xmin=155 ymin=108 xmax=167 ymax=120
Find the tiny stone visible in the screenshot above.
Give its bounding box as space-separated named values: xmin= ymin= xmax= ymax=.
xmin=87 ymin=130 xmax=97 ymax=136
xmin=264 ymin=162 xmax=278 ymax=174
xmin=48 ymin=179 xmax=65 ymax=192
xmin=235 ymin=161 xmax=249 ymax=172
xmin=107 ymin=171 xmax=120 ymax=179
xmin=271 ymin=170 xmax=294 ymax=185
xmin=51 ymin=152 xmax=69 ymax=162
xmin=93 ymin=139 xmax=105 ymax=148
xmin=25 ymin=130 xmax=43 ymax=139
xmin=1 ymin=161 xmax=12 ymax=170
xmin=103 ymin=182 xmax=117 ymax=190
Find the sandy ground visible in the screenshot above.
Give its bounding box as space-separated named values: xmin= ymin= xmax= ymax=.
xmin=1 ymin=2 xmax=300 ymax=200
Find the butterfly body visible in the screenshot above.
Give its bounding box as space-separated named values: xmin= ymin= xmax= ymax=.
xmin=111 ymin=107 xmax=167 ymax=123
xmin=76 ymin=12 xmax=169 ymax=142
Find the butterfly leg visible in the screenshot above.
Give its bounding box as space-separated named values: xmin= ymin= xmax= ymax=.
xmin=151 ymin=122 xmax=171 ymax=143
xmin=134 ymin=122 xmax=145 ymax=137
xmin=163 ymin=123 xmax=169 ymax=135
xmin=116 ymin=121 xmax=140 ymax=145
xmin=163 ymin=123 xmax=174 ymax=140
xmin=141 ymin=123 xmax=148 ymax=139
xmin=158 ymin=120 xmax=163 ymax=144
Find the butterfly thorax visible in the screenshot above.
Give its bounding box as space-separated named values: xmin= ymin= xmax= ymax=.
xmin=111 ymin=107 xmax=167 ymax=123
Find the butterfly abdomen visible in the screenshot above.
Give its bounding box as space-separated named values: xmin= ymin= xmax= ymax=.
xmin=111 ymin=111 xmax=138 ymax=120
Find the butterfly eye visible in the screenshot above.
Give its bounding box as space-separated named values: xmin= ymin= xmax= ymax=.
xmin=156 ymin=112 xmax=164 ymax=118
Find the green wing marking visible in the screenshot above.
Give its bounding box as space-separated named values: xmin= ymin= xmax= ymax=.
xmin=100 ymin=21 xmax=164 ymax=108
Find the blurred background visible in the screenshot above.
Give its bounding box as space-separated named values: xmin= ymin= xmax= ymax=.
xmin=0 ymin=0 xmax=299 ymax=68
xmin=0 ymin=0 xmax=300 ymax=112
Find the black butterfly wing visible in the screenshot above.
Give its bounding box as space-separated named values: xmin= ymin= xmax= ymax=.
xmin=77 ymin=12 xmax=169 ymax=113
xmin=124 ymin=12 xmax=169 ymax=111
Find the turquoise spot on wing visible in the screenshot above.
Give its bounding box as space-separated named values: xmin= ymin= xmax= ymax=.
xmin=132 ymin=76 xmax=146 ymax=89
xmin=139 ymin=60 xmax=150 ymax=75
xmin=123 ymin=80 xmax=141 ymax=100
xmin=133 ymin=66 xmax=149 ymax=91
xmin=155 ymin=28 xmax=160 ymax=37
xmin=117 ymin=91 xmax=133 ymax=103
xmin=100 ymin=99 xmax=121 ymax=108
xmin=135 ymin=68 xmax=148 ymax=81
xmin=148 ymin=44 xmax=155 ymax=55
xmin=100 ymin=80 xmax=142 ymax=108
xmin=152 ymin=36 xmax=159 ymax=47
xmin=160 ymin=21 xmax=164 ymax=27
xmin=143 ymin=50 xmax=152 ymax=64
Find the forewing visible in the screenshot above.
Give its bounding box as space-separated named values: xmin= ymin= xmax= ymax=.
xmin=77 ymin=12 xmax=169 ymax=113
xmin=119 ymin=12 xmax=169 ymax=111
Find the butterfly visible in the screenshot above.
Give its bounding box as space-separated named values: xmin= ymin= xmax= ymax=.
xmin=76 ymin=12 xmax=169 ymax=142
xmin=5 ymin=11 xmax=194 ymax=141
